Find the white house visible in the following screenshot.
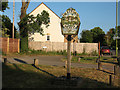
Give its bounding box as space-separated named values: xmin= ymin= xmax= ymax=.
xmin=28 ymin=2 xmax=64 ymax=42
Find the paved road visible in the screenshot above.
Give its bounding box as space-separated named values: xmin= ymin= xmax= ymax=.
xmin=2 ymin=55 xmax=116 ymax=72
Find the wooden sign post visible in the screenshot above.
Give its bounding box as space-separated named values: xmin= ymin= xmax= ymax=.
xmin=61 ymin=8 xmax=80 ymax=79
xmin=67 ymin=35 xmax=71 ymax=79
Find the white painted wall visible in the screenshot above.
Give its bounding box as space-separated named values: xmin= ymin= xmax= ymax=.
xmin=28 ymin=3 xmax=64 ymax=42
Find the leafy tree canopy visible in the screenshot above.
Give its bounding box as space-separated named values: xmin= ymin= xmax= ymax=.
xmin=1 ymin=15 xmax=17 ymax=38
xmin=90 ymin=27 xmax=106 ymax=45
xmin=19 ymin=10 xmax=50 ymax=38
xmin=80 ymin=30 xmax=93 ymax=43
xmin=0 ymin=1 xmax=9 ymax=12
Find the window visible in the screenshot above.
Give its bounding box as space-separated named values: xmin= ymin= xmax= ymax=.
xmin=47 ymin=35 xmax=50 ymax=41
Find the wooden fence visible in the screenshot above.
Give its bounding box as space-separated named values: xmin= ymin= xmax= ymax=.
xmin=0 ymin=37 xmax=20 ymax=53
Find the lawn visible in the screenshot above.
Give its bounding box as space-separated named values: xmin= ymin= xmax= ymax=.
xmin=2 ymin=63 xmax=120 ymax=88
xmin=62 ymin=56 xmax=118 ymax=65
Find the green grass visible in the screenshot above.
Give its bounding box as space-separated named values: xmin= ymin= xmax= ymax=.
xmin=3 ymin=63 xmax=119 ymax=88
xmin=62 ymin=56 xmax=118 ymax=65
xmin=18 ymin=50 xmax=67 ymax=56
xmin=4 ymin=49 xmax=98 ymax=57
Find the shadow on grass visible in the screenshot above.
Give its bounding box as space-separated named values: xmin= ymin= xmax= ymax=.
xmin=98 ymin=69 xmax=114 ymax=75
xmin=32 ymin=64 xmax=57 ymax=78
xmin=101 ymin=61 xmax=118 ymax=65
xmin=2 ymin=63 xmax=119 ymax=88
xmin=14 ymin=58 xmax=27 ymax=64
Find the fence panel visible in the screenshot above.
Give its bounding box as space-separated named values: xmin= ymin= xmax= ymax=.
xmin=0 ymin=37 xmax=20 ymax=53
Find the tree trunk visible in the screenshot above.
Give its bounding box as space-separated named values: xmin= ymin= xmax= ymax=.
xmin=20 ymin=0 xmax=30 ymax=20
xmin=19 ymin=0 xmax=30 ymax=52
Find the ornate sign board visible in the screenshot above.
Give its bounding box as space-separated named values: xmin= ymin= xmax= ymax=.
xmin=61 ymin=8 xmax=80 ymax=35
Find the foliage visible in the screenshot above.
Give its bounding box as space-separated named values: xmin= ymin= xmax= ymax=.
xmin=80 ymin=30 xmax=93 ymax=43
xmin=19 ymin=49 xmax=67 ymax=56
xmin=1 ymin=15 xmax=17 ymax=38
xmin=106 ymin=26 xmax=120 ymax=49
xmin=0 ymin=1 xmax=9 ymax=12
xmin=20 ymin=37 xmax=28 ymax=52
xmin=90 ymin=27 xmax=106 ymax=45
xmin=80 ymin=27 xmax=106 ymax=46
xmin=19 ymin=10 xmax=49 ymax=36
xmin=90 ymin=50 xmax=98 ymax=56
xmin=106 ymin=28 xmax=115 ymax=47
xmin=0 ymin=28 xmax=9 ymax=37
xmin=19 ymin=10 xmax=49 ymax=51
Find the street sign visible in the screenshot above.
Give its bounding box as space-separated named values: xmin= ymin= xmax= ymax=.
xmin=61 ymin=8 xmax=80 ymax=35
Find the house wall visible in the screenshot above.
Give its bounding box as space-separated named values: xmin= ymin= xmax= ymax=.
xmin=28 ymin=41 xmax=98 ymax=54
xmin=29 ymin=3 xmax=64 ymax=42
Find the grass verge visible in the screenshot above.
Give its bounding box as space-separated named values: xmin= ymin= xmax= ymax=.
xmin=61 ymin=56 xmax=118 ymax=65
xmin=2 ymin=63 xmax=119 ymax=88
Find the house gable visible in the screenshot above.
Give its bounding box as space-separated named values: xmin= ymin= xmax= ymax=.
xmin=29 ymin=2 xmax=60 ymax=19
xmin=28 ymin=2 xmax=64 ymax=42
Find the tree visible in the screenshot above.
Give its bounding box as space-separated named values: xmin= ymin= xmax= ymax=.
xmin=0 ymin=28 xmax=9 ymax=37
xmin=106 ymin=28 xmax=115 ymax=47
xmin=80 ymin=30 xmax=93 ymax=43
xmin=105 ymin=26 xmax=120 ymax=49
xmin=90 ymin=27 xmax=106 ymax=45
xmin=19 ymin=10 xmax=50 ymax=51
xmin=1 ymin=15 xmax=17 ymax=38
xmin=0 ymin=0 xmax=9 ymax=12
xmin=18 ymin=0 xmax=30 ymax=51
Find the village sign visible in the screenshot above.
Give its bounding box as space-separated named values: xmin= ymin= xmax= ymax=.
xmin=61 ymin=8 xmax=80 ymax=79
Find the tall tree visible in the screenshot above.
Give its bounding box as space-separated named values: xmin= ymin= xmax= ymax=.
xmin=80 ymin=30 xmax=93 ymax=43
xmin=118 ymin=26 xmax=120 ymax=49
xmin=90 ymin=27 xmax=106 ymax=45
xmin=1 ymin=15 xmax=17 ymax=38
xmin=106 ymin=26 xmax=120 ymax=49
xmin=18 ymin=0 xmax=30 ymax=51
xmin=106 ymin=28 xmax=115 ymax=47
xmin=19 ymin=10 xmax=50 ymax=51
xmin=20 ymin=0 xmax=30 ymax=20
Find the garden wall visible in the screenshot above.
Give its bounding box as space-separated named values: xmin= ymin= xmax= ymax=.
xmin=28 ymin=41 xmax=98 ymax=54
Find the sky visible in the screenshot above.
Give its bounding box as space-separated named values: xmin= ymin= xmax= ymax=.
xmin=1 ymin=1 xmax=120 ymax=38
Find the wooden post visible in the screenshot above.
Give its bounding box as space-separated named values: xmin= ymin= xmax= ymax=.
xmin=65 ymin=60 xmax=67 ymax=68
xmin=67 ymin=35 xmax=71 ymax=79
xmin=114 ymin=64 xmax=119 ymax=75
xmin=7 ymin=38 xmax=9 ymax=54
xmin=4 ymin=58 xmax=8 ymax=64
xmin=109 ymin=75 xmax=112 ymax=86
xmin=18 ymin=39 xmax=20 ymax=53
xmin=99 ymin=42 xmax=100 ymax=56
xmin=98 ymin=62 xmax=102 ymax=70
xmin=34 ymin=59 xmax=38 ymax=66
xmin=118 ymin=74 xmax=120 ymax=86
xmin=13 ymin=38 xmax=14 ymax=53
xmin=78 ymin=57 xmax=80 ymax=62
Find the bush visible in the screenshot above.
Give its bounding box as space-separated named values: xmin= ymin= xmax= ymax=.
xmin=20 ymin=37 xmax=28 ymax=52
xmin=90 ymin=50 xmax=98 ymax=56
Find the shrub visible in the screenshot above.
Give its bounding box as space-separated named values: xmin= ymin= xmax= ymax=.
xmin=90 ymin=50 xmax=98 ymax=56
xmin=20 ymin=37 xmax=28 ymax=52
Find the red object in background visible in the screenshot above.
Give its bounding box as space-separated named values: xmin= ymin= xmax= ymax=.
xmin=101 ymin=46 xmax=111 ymax=55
